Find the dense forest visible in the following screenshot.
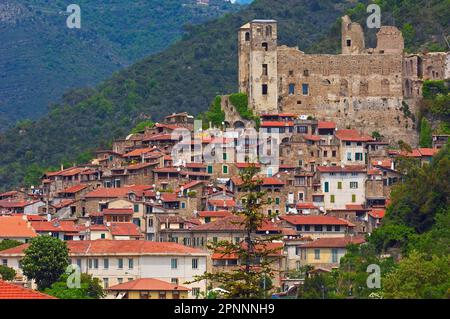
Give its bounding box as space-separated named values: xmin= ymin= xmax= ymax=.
xmin=0 ymin=0 xmax=449 ymax=190
xmin=0 ymin=0 xmax=240 ymax=129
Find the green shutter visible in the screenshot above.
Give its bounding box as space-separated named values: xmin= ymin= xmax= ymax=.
xmin=207 ymin=165 xmax=213 ymax=174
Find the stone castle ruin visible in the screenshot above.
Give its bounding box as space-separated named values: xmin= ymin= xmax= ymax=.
xmin=236 ymin=16 xmax=449 ymax=146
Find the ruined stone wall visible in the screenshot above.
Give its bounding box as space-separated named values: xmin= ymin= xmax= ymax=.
xmin=275 ymin=47 xmax=417 ymax=144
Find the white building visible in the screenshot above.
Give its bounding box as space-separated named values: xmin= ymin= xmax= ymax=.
xmin=318 ymin=165 xmax=367 ymax=210
xmin=0 ymin=240 xmax=208 ymax=298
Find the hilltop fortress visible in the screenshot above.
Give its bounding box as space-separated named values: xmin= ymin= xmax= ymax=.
xmin=237 ymin=16 xmax=449 ymax=145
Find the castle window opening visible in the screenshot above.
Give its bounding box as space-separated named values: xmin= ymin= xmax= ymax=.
xmin=289 ymin=83 xmax=295 ymax=95
xmin=245 ymin=32 xmax=250 ymax=41
xmin=266 ymin=25 xmax=272 ymax=37
xmin=346 ymin=39 xmax=352 ymax=47
xmin=262 ymin=42 xmax=268 ymax=51
xmin=262 ymin=84 xmax=268 ymax=95
xmin=262 ymin=64 xmax=268 ymax=76
xmin=302 ymin=83 xmax=309 ymax=95
xmin=289 ymin=70 xmax=294 ymax=76
xmin=303 ymin=69 xmax=309 ymax=76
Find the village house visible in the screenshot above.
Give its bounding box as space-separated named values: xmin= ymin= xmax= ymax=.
xmin=0 ymin=240 xmax=208 ymax=298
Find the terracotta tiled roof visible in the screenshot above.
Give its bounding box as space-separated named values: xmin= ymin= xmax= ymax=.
xmin=0 ymin=200 xmax=41 ymax=208
xmin=85 ymin=186 xmax=152 ymax=198
xmin=0 ymin=215 xmax=37 ymax=238
xmin=345 ymin=204 xmax=368 ymax=211
xmin=261 ymin=121 xmax=294 ymax=127
xmin=0 ymin=240 xmax=206 ymax=256
xmin=207 ymin=199 xmax=236 ymax=207
xmin=371 ymin=159 xmax=393 ymax=169
xmin=279 ymin=215 xmax=354 ymax=226
xmin=31 ymin=220 xmax=79 ymax=233
xmin=417 ymin=148 xmax=439 ymax=157
xmin=369 ymin=209 xmax=385 ymax=219
xmin=335 ymin=129 xmax=373 ymax=142
xmin=122 ymin=148 xmax=153 ymax=157
xmin=108 ymin=223 xmax=142 ymax=237
xmin=108 ymin=278 xmax=190 ymax=292
xmin=197 ymin=211 xmax=232 ymax=218
xmin=175 ymin=180 xmax=204 ymax=192
xmin=102 ymin=208 xmax=133 ymax=215
xmin=191 ymin=215 xmax=245 ymax=232
xmin=0 ymin=280 xmax=56 ymax=299
xmin=58 ymin=184 xmax=88 ymax=194
xmin=296 ymin=202 xmax=318 ymax=209
xmin=303 ymin=135 xmax=321 ymax=142
xmin=52 ymin=199 xmax=76 ymax=209
xmin=127 ymin=162 xmax=156 ymax=170
xmin=262 ymin=177 xmax=285 ymax=186
xmin=318 ymin=121 xmax=336 ymax=130
xmin=300 ymin=236 xmax=365 ymax=248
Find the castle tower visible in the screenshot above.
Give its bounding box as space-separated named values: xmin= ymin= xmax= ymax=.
xmin=376 ymin=26 xmax=404 ymax=54
xmin=238 ymin=20 xmax=278 ymax=114
xmin=341 ymin=15 xmax=365 ymax=55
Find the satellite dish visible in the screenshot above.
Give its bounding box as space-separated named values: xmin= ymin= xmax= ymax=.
xmin=106 ymin=222 xmax=111 ymax=227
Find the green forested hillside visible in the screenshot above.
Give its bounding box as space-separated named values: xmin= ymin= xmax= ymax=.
xmin=0 ymin=0 xmax=449 ymax=190
xmin=0 ymin=0 xmax=239 ymax=129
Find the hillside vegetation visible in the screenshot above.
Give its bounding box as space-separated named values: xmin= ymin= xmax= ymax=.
xmin=0 ymin=0 xmax=449 ymax=190
xmin=0 ymin=0 xmax=239 ymax=129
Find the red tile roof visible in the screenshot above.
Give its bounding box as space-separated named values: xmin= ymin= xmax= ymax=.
xmin=303 ymin=135 xmax=321 ymax=142
xmin=296 ymin=202 xmax=318 ymax=209
xmin=300 ymin=236 xmax=365 ymax=248
xmin=261 ymin=121 xmax=294 ymax=127
xmin=0 ymin=280 xmax=57 ymax=299
xmin=0 ymin=240 xmax=206 ymax=256
xmin=191 ymin=215 xmax=245 ymax=232
xmin=102 ymin=208 xmax=134 ymax=215
xmin=207 ymin=199 xmax=236 ymax=207
xmin=335 ymin=129 xmax=373 ymax=142
xmin=369 ymin=209 xmax=386 ymax=219
xmin=31 ymin=220 xmax=79 ymax=233
xmin=175 ymin=180 xmax=204 ymax=192
xmin=0 ymin=215 xmax=37 ymax=238
xmin=0 ymin=200 xmax=41 ymax=208
xmin=108 ymin=278 xmax=190 ymax=292
xmin=262 ymin=177 xmax=285 ymax=186
xmin=279 ymin=215 xmax=354 ymax=226
xmin=235 ymin=163 xmax=261 ymax=169
xmin=108 ymin=223 xmax=143 ymax=237
xmin=58 ymin=184 xmax=88 ymax=194
xmin=123 ymin=148 xmax=153 ymax=157
xmin=417 ymin=148 xmax=439 ymax=157
xmin=197 ymin=211 xmax=233 ymax=218
xmin=318 ymin=121 xmax=336 ymax=130
xmin=345 ymin=204 xmax=368 ymax=211
xmin=127 ymin=162 xmax=156 ymax=170
xmin=85 ymin=186 xmax=152 ymax=198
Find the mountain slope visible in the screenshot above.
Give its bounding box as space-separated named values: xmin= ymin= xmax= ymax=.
xmin=0 ymin=0 xmax=448 ymax=190
xmin=0 ymin=0 xmax=239 ymax=129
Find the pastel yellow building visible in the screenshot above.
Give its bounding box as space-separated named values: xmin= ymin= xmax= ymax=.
xmin=107 ymin=278 xmax=190 ymax=299
xmin=298 ymin=236 xmax=365 ymax=270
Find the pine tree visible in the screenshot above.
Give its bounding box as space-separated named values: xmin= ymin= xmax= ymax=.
xmin=187 ymin=165 xmax=281 ymax=298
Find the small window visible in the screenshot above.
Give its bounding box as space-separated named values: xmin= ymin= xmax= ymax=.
xmin=346 ymin=39 xmax=352 ymax=47
xmin=222 ymin=165 xmax=228 ymax=174
xmin=335 ymin=225 xmax=341 ymax=232
xmin=128 ymin=259 xmax=134 ymax=269
xmin=171 ymin=278 xmax=179 ymax=285
xmin=352 ymin=194 xmax=356 ymax=203
xmin=207 ymin=165 xmax=213 ymax=174
xmin=330 ymin=195 xmax=335 ymax=203
xmin=337 ymin=181 xmax=342 ymax=190
xmin=245 ymin=32 xmax=250 ymax=41
xmin=103 ymin=259 xmax=109 ymax=269
xmin=262 ymin=42 xmax=268 ymax=51
xmin=289 ymin=83 xmax=295 ymax=95
xmin=118 ymin=258 xmax=123 ymax=269
xmin=133 ymin=204 xmax=139 ymax=212
xmin=103 ymin=278 xmax=109 ymax=289
xmin=314 ymin=249 xmax=321 ymax=260
xmin=314 ymin=225 xmax=323 ymax=232
xmin=262 ymin=84 xmax=268 ymax=95
xmin=223 ymin=152 xmax=227 ymax=161
xmin=192 ymin=258 xmax=198 ymax=269
xmin=171 ymin=258 xmax=178 ymax=269
xmin=324 ymin=182 xmax=329 ymax=193
xmin=302 ymin=84 xmax=309 ymax=95
xmin=350 ymin=182 xmax=358 ymax=189
xmin=262 ymin=64 xmax=268 ymax=76
xmin=181 ymin=202 xmax=186 ymax=209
